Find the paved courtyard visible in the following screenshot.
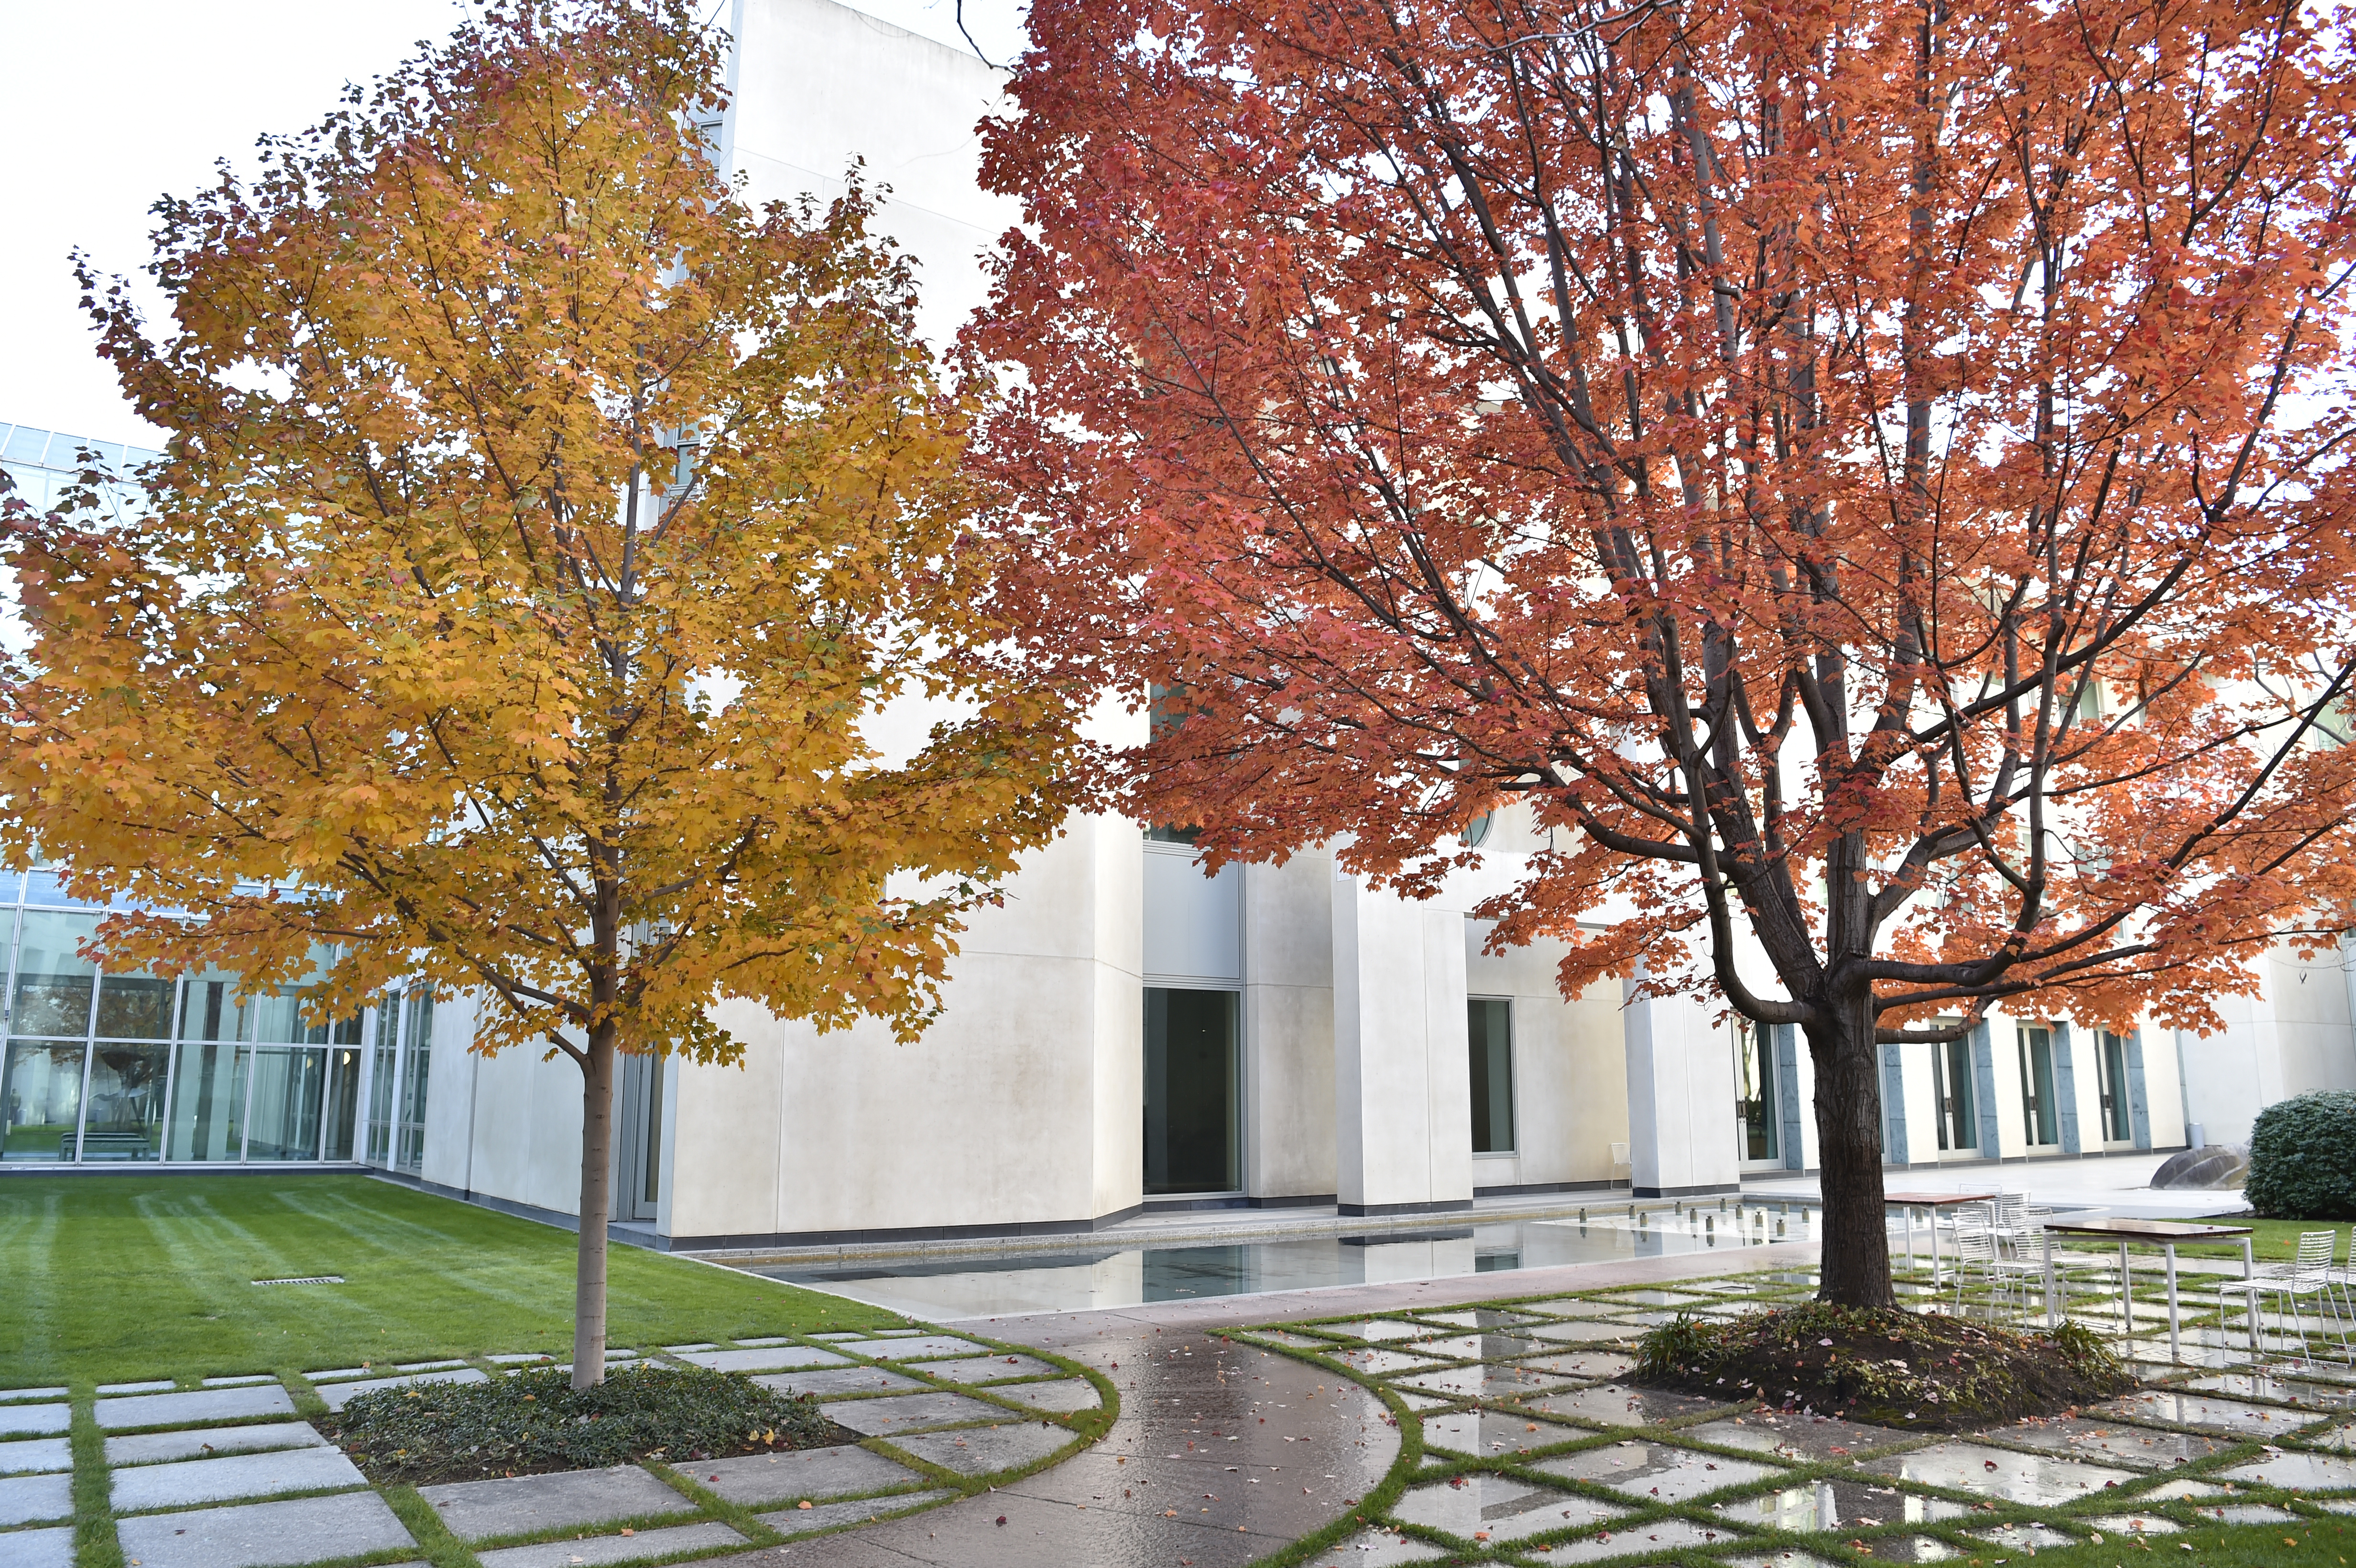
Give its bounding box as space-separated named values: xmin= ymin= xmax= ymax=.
xmin=0 ymin=1327 xmax=1101 ymax=1567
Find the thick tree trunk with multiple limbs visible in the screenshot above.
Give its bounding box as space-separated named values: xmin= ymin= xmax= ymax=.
xmin=967 ymin=0 xmax=2356 ymax=1321
xmin=1808 ymin=995 xmax=1894 ymax=1310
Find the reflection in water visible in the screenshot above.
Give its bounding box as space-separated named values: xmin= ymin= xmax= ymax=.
xmin=751 ymin=1212 xmax=1787 ymax=1319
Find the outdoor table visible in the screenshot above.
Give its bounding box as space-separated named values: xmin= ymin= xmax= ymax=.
xmin=1883 ymin=1191 xmax=2002 ymax=1285
xmin=2038 ymin=1217 xmax=2258 ymax=1362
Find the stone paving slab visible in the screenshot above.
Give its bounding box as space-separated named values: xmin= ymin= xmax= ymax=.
xmin=473 ymin=1521 xmax=748 ymax=1568
xmin=316 ymin=1367 xmax=489 ymax=1412
xmin=1419 ymin=1308 xmax=1550 ymax=1330
xmin=201 ymin=1375 xmax=277 ymax=1388
xmin=1391 ymin=1362 xmax=1574 ymax=1401
xmin=96 ymin=1384 xmax=295 ymax=1430
xmin=691 ymin=1444 xmax=925 ymax=1507
xmin=1994 ymin=1416 xmax=2230 ymax=1470
xmin=0 ymin=1388 xmax=66 ymax=1403
xmin=1710 ymin=1476 xmax=1970 ymax=1532
xmin=752 ymin=1366 xmax=925 ymax=1398
xmin=0 ymin=1470 xmax=74 ymax=1526
xmin=0 ymin=1436 xmax=71 ymax=1474
xmin=826 ymin=1390 xmax=1007 ymax=1436
xmin=1862 ymin=1438 xmax=2137 ymax=1504
xmin=834 ymin=1335 xmax=988 ymax=1361
xmin=1522 ymin=1516 xmax=1734 ymax=1562
xmin=1419 ymin=1406 xmax=1583 ymax=1457
xmin=2083 ymin=1511 xmax=2183 ymax=1535
xmin=107 ymin=1421 xmax=329 ymax=1467
xmin=419 ymin=1464 xmax=694 ymax=1541
xmin=99 ymin=1377 xmax=177 ymax=1394
xmin=110 ymin=1445 xmax=366 ymax=1512
xmin=1412 ymin=1332 xmax=1549 ymax=1360
xmin=114 ymin=1490 xmax=417 ymax=1568
xmin=916 ymin=1354 xmax=1059 ymax=1385
xmin=1311 ymin=1318 xmax=1430 ymax=1343
xmin=1523 ymin=1319 xmax=1638 ymax=1345
xmin=1326 ymin=1348 xmax=1449 ymax=1377
xmin=1389 ymin=1471 xmax=1628 ymax=1543
xmin=1967 ymin=1521 xmax=2077 ymax=1552
xmin=1525 ymin=1382 xmax=1721 ymax=1426
xmin=0 ymin=1404 xmax=69 ymax=1437
xmin=983 ymin=1379 xmax=1101 ymax=1414
xmin=2218 ymin=1449 xmax=2356 ymax=1490
xmin=0 ymin=1524 xmax=74 ymax=1568
xmin=674 ymin=1346 xmax=847 ymax=1374
xmin=1303 ymin=1528 xmax=1451 ymax=1564
xmin=2096 ymin=1388 xmax=2320 ymax=1437
xmin=759 ymin=1487 xmax=956 ymax=1535
xmin=887 ymin=1421 xmax=1074 ymax=1476
xmin=1684 ymin=1414 xmax=1914 ymax=1460
xmin=1537 ymin=1440 xmax=1785 ymax=1503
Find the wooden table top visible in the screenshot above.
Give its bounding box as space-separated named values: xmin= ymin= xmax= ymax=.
xmin=2039 ymin=1217 xmax=2255 ymax=1241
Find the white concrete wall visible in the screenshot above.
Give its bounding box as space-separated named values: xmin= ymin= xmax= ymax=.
xmin=1241 ymin=853 xmax=1337 ymax=1199
xmin=1463 ymin=921 xmax=1628 ymax=1190
xmin=726 ymin=0 xmax=1014 ymax=355
xmin=1619 ymin=980 xmax=1741 ymax=1196
xmin=1331 ymin=872 xmax=1475 ymax=1213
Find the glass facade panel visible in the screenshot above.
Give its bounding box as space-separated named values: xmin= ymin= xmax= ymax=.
xmin=2018 ymin=1026 xmax=2059 ymax=1147
xmin=2 ymin=1040 xmax=86 ymax=1160
xmin=1733 ymin=1022 xmax=1777 ymax=1162
xmin=1468 ymin=998 xmax=1515 ymax=1154
xmin=96 ymin=972 xmax=175 ymax=1041
xmin=1934 ymin=1037 xmax=1976 ymax=1152
xmin=397 ymin=989 xmax=432 ymax=1172
xmin=2097 ymin=1031 xmax=2133 ymax=1142
xmin=323 ymin=1045 xmax=361 ymax=1162
xmin=243 ymin=1046 xmax=324 ymax=1161
xmin=83 ymin=1043 xmax=167 ymax=1159
xmin=0 ymin=875 xmax=400 ymax=1165
xmin=12 ymin=910 xmax=99 ymax=1037
xmin=365 ymin=991 xmax=399 ymax=1165
xmin=164 ymin=1037 xmax=244 ymax=1161
xmin=1143 ymin=987 xmax=1239 ymax=1195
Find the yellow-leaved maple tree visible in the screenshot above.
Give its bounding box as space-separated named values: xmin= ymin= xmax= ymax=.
xmin=0 ymin=0 xmax=1074 ymax=1383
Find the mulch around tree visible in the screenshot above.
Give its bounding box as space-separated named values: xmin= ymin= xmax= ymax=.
xmin=1630 ymin=1302 xmax=2136 ymax=1432
xmin=330 ymin=1361 xmax=863 ymax=1486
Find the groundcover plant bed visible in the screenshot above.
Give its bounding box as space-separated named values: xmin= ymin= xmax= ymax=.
xmin=1632 ymin=1302 xmax=2133 ymax=1430
xmin=333 ymin=1361 xmax=853 ymax=1484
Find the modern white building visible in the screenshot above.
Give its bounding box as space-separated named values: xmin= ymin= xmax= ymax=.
xmin=2 ymin=0 xmax=2341 ymax=1238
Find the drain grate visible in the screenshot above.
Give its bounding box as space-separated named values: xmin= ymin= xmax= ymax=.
xmin=251 ymin=1275 xmax=345 ymax=1285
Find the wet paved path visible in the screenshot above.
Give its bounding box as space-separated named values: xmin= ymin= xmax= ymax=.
xmin=719 ymin=1242 xmax=1821 ymax=1565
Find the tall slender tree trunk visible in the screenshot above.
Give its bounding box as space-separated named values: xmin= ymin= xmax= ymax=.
xmin=573 ymin=1023 xmax=616 ymax=1390
xmin=1806 ymin=989 xmax=1896 ymax=1309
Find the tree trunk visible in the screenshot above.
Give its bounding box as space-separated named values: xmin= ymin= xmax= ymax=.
xmin=1805 ymin=991 xmax=1896 ymax=1309
xmin=572 ymin=1023 xmax=616 ymax=1390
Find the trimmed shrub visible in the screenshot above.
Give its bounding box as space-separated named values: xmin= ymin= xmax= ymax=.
xmin=2245 ymin=1091 xmax=2356 ymax=1220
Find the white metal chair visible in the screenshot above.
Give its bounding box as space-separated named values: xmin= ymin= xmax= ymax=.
xmin=1953 ymin=1209 xmax=2043 ymax=1322
xmin=2217 ymin=1230 xmax=2346 ymax=1366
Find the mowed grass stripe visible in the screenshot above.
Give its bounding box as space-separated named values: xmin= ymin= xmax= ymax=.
xmin=0 ymin=1174 xmax=901 ymax=1386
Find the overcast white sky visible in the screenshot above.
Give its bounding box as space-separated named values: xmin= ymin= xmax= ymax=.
xmin=0 ymin=0 xmax=1027 ymax=449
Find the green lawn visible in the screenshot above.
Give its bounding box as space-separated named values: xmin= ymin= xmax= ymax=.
xmin=0 ymin=1174 xmax=901 ymax=1388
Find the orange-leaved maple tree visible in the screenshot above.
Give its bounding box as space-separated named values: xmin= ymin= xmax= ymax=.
xmin=1 ymin=0 xmax=1074 ymax=1381
xmin=969 ymin=0 xmax=2356 ymax=1304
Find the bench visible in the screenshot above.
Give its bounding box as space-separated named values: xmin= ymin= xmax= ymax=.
xmin=59 ymin=1130 xmax=153 ymax=1160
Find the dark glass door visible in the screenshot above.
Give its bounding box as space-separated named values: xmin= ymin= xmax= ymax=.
xmin=1145 ymin=988 xmax=1240 ymax=1194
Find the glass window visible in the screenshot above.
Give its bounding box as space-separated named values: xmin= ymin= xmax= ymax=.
xmin=1934 ymin=1037 xmax=1976 ymax=1152
xmin=1733 ymin=1022 xmax=1778 ymax=1162
xmin=1 ymin=1040 xmax=86 ymax=1161
xmin=82 ymin=1043 xmax=167 ymax=1159
xmin=2018 ymin=1026 xmax=2059 ymax=1146
xmin=164 ymin=1036 xmax=244 ymax=1161
xmin=1143 ymin=987 xmax=1239 ymax=1194
xmin=323 ymin=1045 xmax=361 ymax=1162
xmin=1468 ymin=998 xmax=1516 ymax=1154
xmin=396 ymin=988 xmax=433 ymax=1172
xmin=242 ymin=1046 xmax=324 ymax=1161
xmin=11 ymin=910 xmax=99 ymax=1038
xmin=365 ymin=990 xmax=399 ymax=1165
xmin=2097 ymin=1030 xmax=2133 ymax=1143
xmin=95 ymin=972 xmax=175 ymax=1041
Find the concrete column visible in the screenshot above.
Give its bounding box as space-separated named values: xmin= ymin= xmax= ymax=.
xmin=1331 ymin=871 xmax=1474 ymax=1216
xmin=1620 ymin=980 xmax=1741 ymax=1197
